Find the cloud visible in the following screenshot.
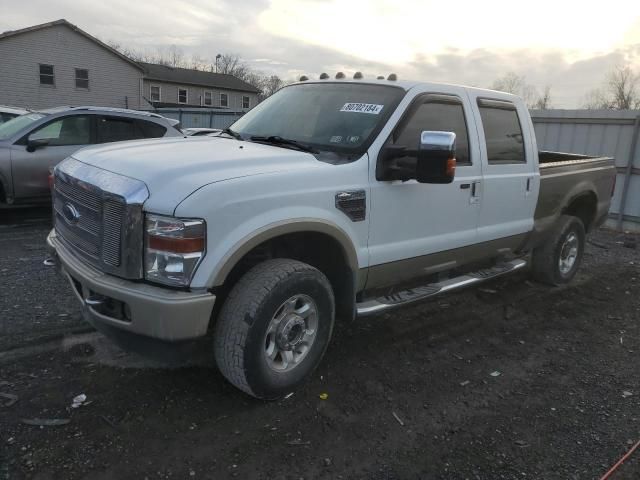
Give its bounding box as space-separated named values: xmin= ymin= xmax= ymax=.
xmin=0 ymin=0 xmax=639 ymax=107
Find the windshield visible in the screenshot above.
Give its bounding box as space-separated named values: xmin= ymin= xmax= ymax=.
xmin=0 ymin=113 xmax=46 ymax=141
xmin=230 ymin=83 xmax=404 ymax=154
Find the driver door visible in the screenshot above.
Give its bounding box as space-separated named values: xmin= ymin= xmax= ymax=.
xmin=366 ymin=90 xmax=482 ymax=289
xmin=10 ymin=115 xmax=94 ymax=201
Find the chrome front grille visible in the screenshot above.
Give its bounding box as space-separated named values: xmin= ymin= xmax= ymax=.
xmin=102 ymin=199 xmax=125 ymax=266
xmin=53 ymin=178 xmax=106 ymax=261
xmin=53 ymin=157 xmax=149 ymax=279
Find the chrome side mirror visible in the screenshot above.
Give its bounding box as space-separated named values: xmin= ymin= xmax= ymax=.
xmin=416 ymin=131 xmax=456 ymax=184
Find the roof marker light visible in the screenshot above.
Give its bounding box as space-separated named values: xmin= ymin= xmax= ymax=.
xmin=353 ymin=72 xmax=363 ymax=79
xmin=335 ymin=72 xmax=345 ymax=79
xmin=377 ymin=75 xmax=385 ymax=80
xmin=387 ymin=73 xmax=397 ymax=81
xmin=319 ymin=73 xmax=329 ymax=79
xmin=299 ymin=75 xmax=309 ymax=81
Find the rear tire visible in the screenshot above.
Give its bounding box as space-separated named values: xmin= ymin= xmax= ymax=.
xmin=214 ymin=259 xmax=335 ymax=399
xmin=531 ymin=215 xmax=585 ymax=286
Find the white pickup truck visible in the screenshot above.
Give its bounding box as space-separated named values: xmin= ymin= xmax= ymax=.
xmin=47 ymin=76 xmax=615 ymax=399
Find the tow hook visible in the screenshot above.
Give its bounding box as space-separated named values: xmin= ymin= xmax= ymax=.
xmin=43 ymin=256 xmax=57 ymax=267
xmin=85 ymin=295 xmax=105 ymax=307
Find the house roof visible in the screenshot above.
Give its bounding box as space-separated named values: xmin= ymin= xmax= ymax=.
xmin=0 ymin=19 xmax=144 ymax=71
xmin=140 ymin=62 xmax=260 ymax=94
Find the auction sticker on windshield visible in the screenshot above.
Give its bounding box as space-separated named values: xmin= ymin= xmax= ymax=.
xmin=340 ymin=103 xmax=384 ymax=114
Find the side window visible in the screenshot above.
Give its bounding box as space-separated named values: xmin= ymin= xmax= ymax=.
xmin=39 ymin=64 xmax=54 ymax=85
xmin=135 ymin=120 xmax=166 ymax=138
xmin=478 ymin=101 xmax=525 ymax=164
xmin=75 ymin=68 xmax=89 ymax=89
xmin=98 ymin=117 xmax=143 ymax=143
xmin=0 ymin=113 xmax=17 ymax=124
xmin=29 ymin=116 xmax=91 ymax=146
xmin=391 ymin=99 xmax=471 ymax=165
xmin=150 ymin=85 xmax=161 ymax=102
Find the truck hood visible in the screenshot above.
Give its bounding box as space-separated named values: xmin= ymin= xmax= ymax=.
xmin=71 ymin=136 xmax=321 ymax=213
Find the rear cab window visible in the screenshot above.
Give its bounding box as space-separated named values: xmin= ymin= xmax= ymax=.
xmin=477 ymin=99 xmax=526 ymax=164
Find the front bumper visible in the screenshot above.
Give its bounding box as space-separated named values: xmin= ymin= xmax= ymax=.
xmin=47 ymin=229 xmax=216 ymax=343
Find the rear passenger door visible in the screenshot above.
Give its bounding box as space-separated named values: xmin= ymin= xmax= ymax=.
xmin=96 ymin=116 xmax=166 ymax=143
xmin=468 ymin=95 xmax=538 ymax=245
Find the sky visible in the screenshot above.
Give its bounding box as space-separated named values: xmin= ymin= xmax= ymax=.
xmin=1 ymin=0 xmax=640 ymax=107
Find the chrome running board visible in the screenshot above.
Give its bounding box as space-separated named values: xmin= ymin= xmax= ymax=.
xmin=356 ymin=258 xmax=527 ymax=317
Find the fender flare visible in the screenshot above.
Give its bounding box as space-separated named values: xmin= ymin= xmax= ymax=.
xmin=210 ymin=218 xmax=361 ymax=287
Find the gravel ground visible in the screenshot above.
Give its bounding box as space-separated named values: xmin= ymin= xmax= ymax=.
xmin=0 ymin=207 xmax=87 ymax=352
xmin=1 ymin=212 xmax=639 ymax=479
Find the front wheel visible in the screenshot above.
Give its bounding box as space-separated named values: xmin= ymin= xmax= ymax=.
xmin=214 ymin=259 xmax=335 ymax=399
xmin=531 ymin=215 xmax=585 ymax=286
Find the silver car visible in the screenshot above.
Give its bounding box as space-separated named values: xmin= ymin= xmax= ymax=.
xmin=0 ymin=105 xmax=29 ymax=125
xmin=0 ymin=106 xmax=182 ymax=206
xmin=183 ymin=127 xmax=222 ymax=136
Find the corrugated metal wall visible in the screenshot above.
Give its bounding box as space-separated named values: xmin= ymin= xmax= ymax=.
xmin=530 ymin=110 xmax=640 ymax=231
xmin=149 ymin=108 xmax=244 ymax=129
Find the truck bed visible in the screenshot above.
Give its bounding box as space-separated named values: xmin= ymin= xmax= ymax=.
xmin=538 ymin=151 xmax=613 ymax=169
xmin=530 ymin=151 xmax=616 ymax=247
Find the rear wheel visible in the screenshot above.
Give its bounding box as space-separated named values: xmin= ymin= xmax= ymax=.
xmin=214 ymin=259 xmax=335 ymax=399
xmin=531 ymin=215 xmax=585 ymax=286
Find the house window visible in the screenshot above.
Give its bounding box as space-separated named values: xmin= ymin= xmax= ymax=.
xmin=178 ymin=88 xmax=188 ymax=104
xmin=242 ymin=96 xmax=250 ymax=109
xmin=220 ymin=93 xmax=228 ymax=108
xmin=75 ymin=68 xmax=89 ymax=89
xmin=204 ymin=91 xmax=213 ymax=106
xmin=150 ymin=85 xmax=161 ymax=102
xmin=39 ymin=64 xmax=54 ymax=85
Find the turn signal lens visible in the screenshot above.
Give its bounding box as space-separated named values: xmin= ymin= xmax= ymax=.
xmin=144 ymin=214 xmax=206 ymax=287
xmin=446 ymin=157 xmax=457 ymax=178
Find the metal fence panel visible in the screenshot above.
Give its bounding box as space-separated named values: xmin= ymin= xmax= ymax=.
xmin=147 ymin=108 xmax=244 ymax=129
xmin=530 ymin=109 xmax=640 ymax=231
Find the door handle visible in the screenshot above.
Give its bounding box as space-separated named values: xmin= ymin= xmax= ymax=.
xmin=525 ymin=177 xmax=533 ymax=196
xmin=469 ymin=181 xmax=480 ymax=204
xmin=460 ymin=183 xmax=471 ymax=190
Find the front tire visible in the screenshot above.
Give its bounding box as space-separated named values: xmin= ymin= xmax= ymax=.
xmin=531 ymin=215 xmax=585 ymax=286
xmin=214 ymin=259 xmax=335 ymax=399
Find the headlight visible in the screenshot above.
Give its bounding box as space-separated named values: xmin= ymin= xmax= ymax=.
xmin=144 ymin=214 xmax=206 ymax=287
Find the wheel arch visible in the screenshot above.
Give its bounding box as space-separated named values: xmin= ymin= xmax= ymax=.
xmin=563 ymin=190 xmax=598 ymax=232
xmin=209 ymin=219 xmax=362 ymax=322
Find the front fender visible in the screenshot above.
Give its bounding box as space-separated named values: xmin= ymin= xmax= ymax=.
xmin=173 ymin=161 xmax=370 ymax=289
xmin=209 ymin=218 xmax=360 ymax=287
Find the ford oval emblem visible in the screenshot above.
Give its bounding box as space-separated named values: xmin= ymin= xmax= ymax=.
xmin=62 ymin=203 xmax=80 ymax=225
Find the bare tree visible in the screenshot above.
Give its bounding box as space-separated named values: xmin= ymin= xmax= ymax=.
xmin=582 ymin=88 xmax=610 ymax=109
xmin=491 ymin=72 xmax=525 ymax=95
xmin=533 ymin=85 xmax=552 ymax=109
xmin=216 ymin=54 xmax=250 ymax=77
xmin=583 ymin=65 xmax=640 ymax=110
xmin=107 ymin=42 xmax=289 ymax=101
xmin=608 ymin=65 xmax=639 ymax=109
xmin=490 ymin=73 xmax=552 ymax=109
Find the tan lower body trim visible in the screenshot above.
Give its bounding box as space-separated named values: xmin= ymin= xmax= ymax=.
xmin=363 ymin=234 xmax=528 ymax=291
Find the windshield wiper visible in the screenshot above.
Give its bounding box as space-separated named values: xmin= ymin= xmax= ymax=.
xmin=220 ymin=127 xmax=242 ymax=140
xmin=250 ymin=135 xmax=318 ymax=154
